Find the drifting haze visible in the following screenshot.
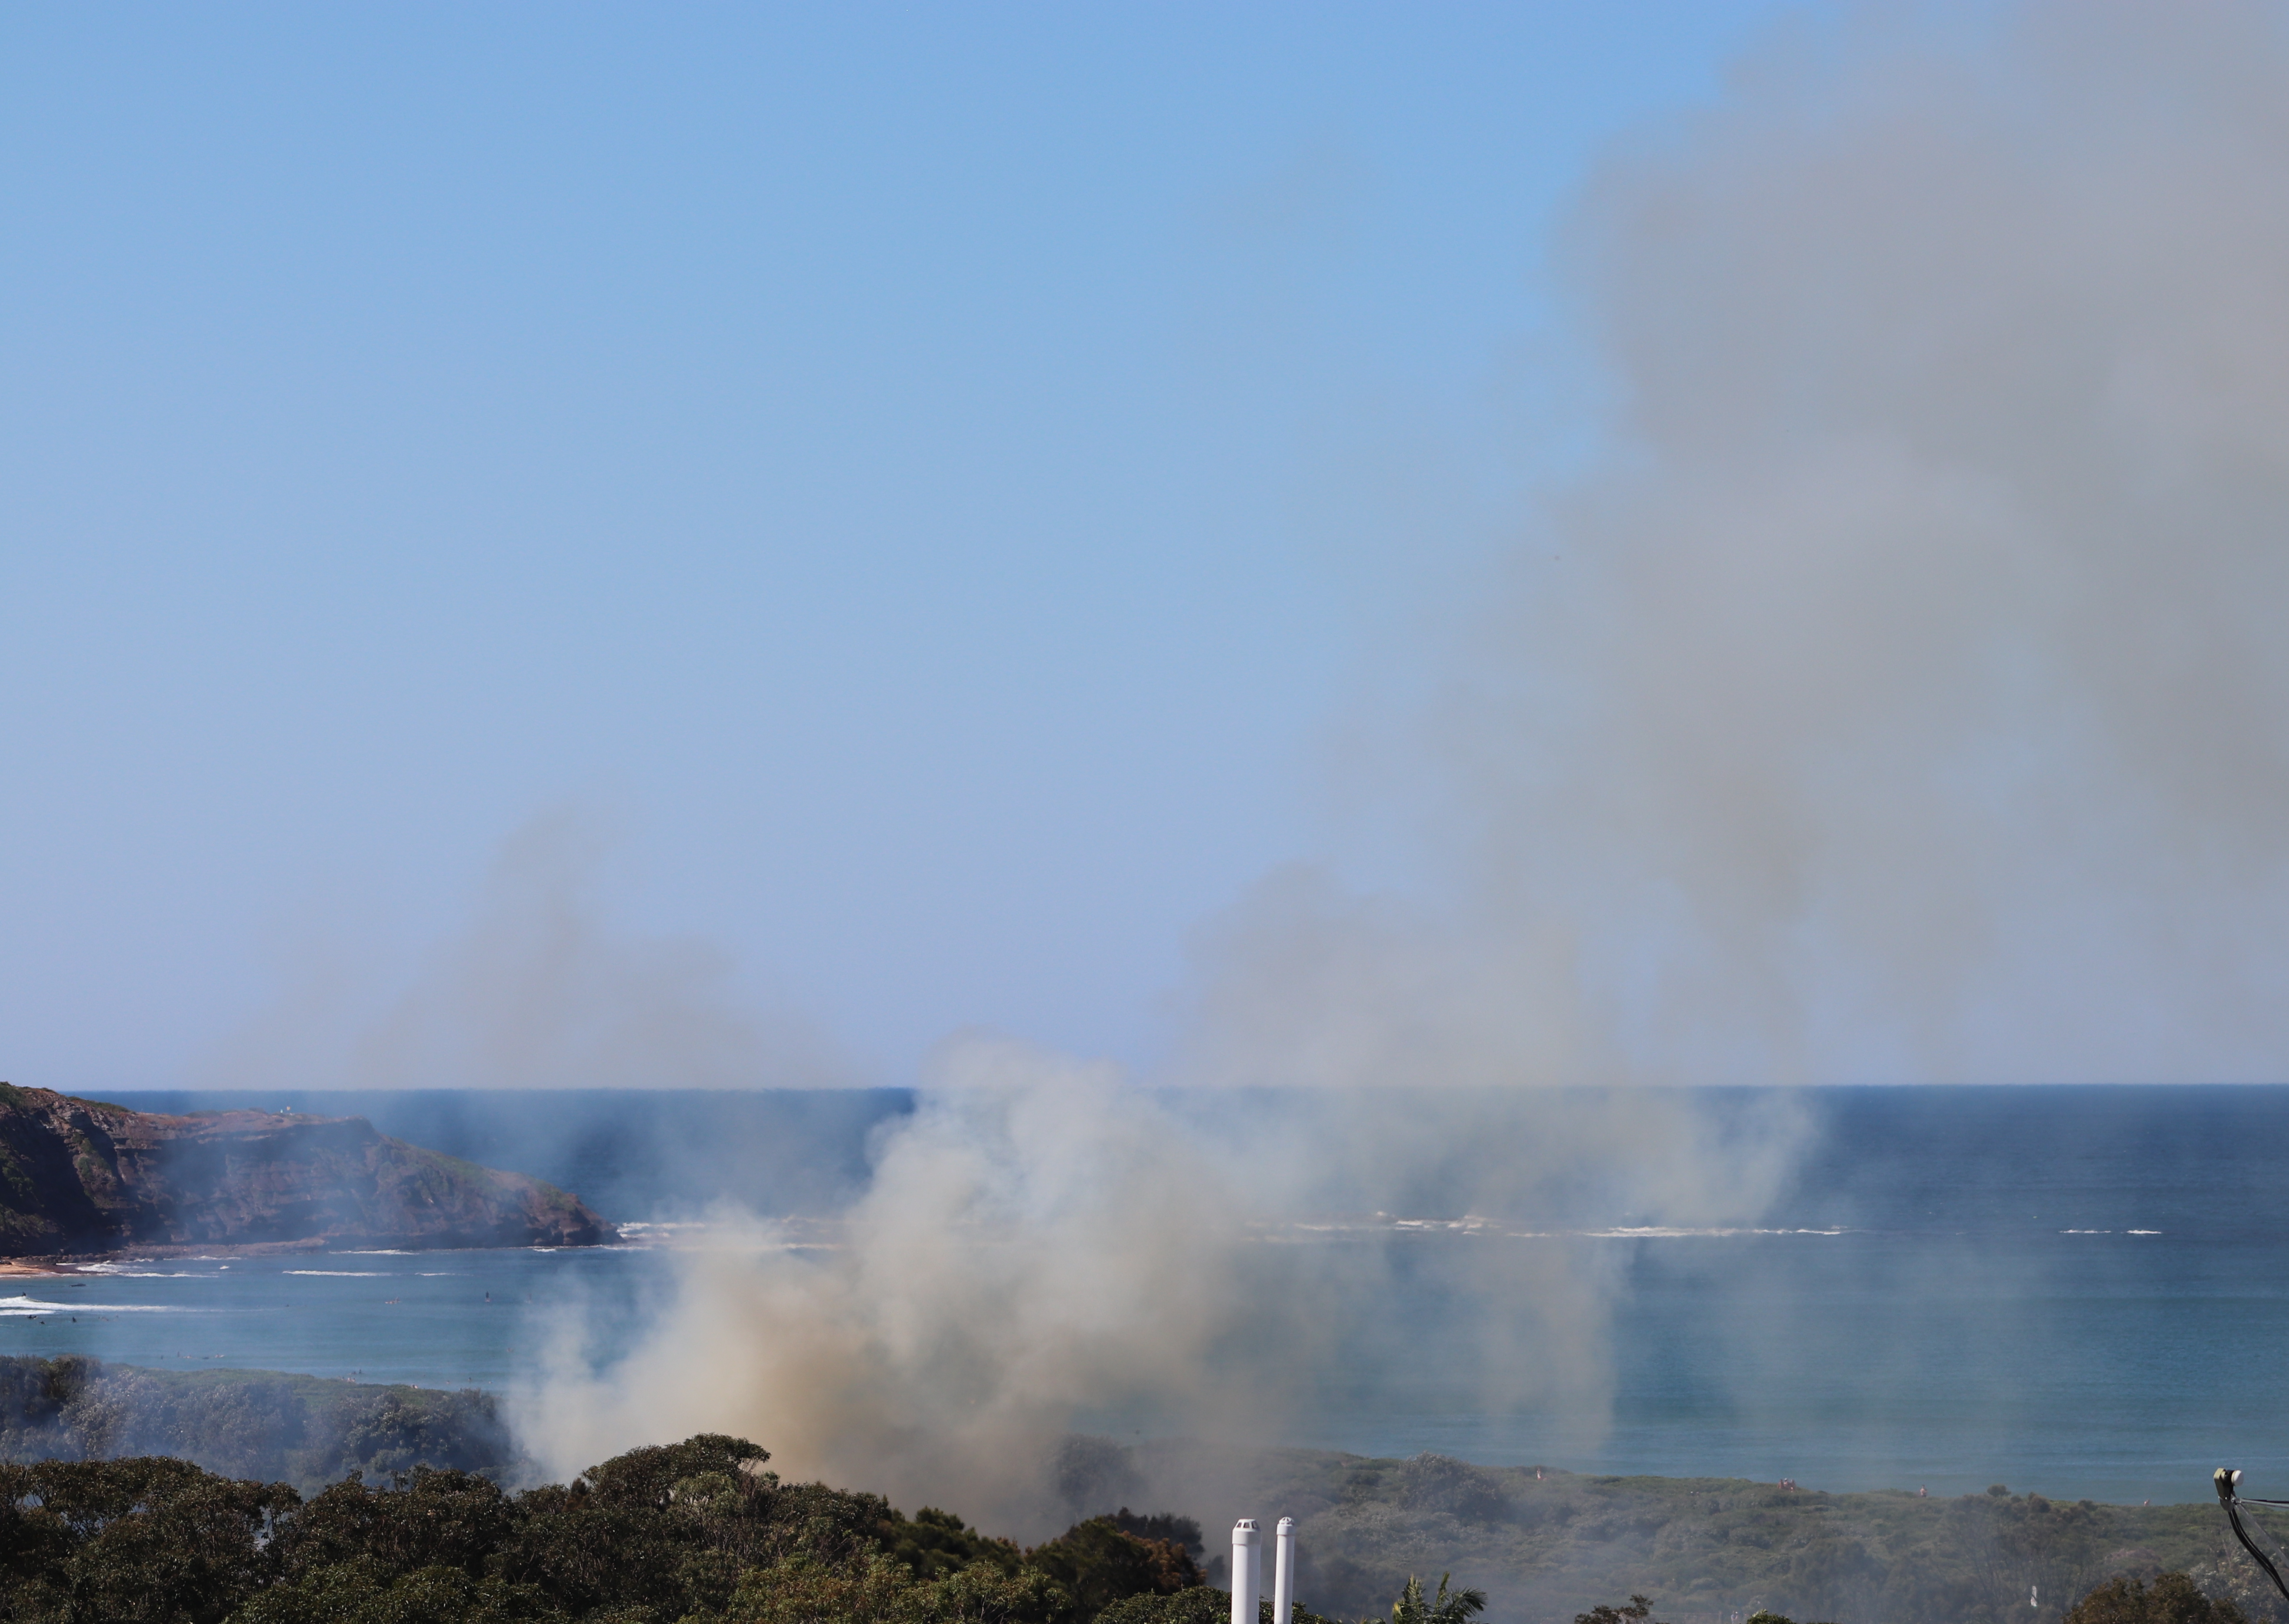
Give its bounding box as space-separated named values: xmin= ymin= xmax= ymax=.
xmin=523 ymin=0 xmax=2289 ymax=1519
xmin=210 ymin=811 xmax=851 ymax=1092
xmin=199 ymin=3 xmax=2289 ymax=1100
xmin=1194 ymin=0 xmax=2289 ymax=1088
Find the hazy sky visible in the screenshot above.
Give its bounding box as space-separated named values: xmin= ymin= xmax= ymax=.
xmin=3 ymin=4 xmax=1806 ymax=1090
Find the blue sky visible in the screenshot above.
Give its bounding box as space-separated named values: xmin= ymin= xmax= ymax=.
xmin=4 ymin=4 xmax=1824 ymax=1090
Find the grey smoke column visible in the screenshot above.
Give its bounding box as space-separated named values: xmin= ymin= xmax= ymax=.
xmin=1272 ymin=1515 xmax=1294 ymax=1624
xmin=1230 ymin=1520 xmax=1261 ymax=1624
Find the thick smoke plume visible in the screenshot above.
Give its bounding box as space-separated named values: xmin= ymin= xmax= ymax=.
xmin=540 ymin=0 xmax=2289 ymax=1522
xmin=520 ymin=1038 xmax=1802 ymax=1529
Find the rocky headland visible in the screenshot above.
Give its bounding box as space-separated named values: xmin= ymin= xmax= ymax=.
xmin=0 ymin=1083 xmax=607 ymax=1255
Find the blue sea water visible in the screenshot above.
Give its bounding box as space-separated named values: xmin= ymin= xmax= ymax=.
xmin=0 ymin=1246 xmax=656 ymax=1392
xmin=11 ymin=1085 xmax=2289 ymax=1505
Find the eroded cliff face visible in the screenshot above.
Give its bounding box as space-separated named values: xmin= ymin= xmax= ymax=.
xmin=0 ymin=1084 xmax=609 ymax=1254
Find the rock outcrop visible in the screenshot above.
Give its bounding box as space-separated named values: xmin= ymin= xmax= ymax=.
xmin=0 ymin=1084 xmax=608 ymax=1254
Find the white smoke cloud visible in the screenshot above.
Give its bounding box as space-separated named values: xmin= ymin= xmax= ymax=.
xmin=521 ymin=1039 xmax=1254 ymax=1520
xmin=519 ymin=1036 xmax=1803 ymax=1529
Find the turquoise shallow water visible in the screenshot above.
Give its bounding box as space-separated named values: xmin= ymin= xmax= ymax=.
xmin=11 ymin=1085 xmax=2289 ymax=1504
xmin=0 ymin=1245 xmax=663 ymax=1391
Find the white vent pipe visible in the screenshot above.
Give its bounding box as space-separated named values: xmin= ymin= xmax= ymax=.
xmin=1272 ymin=1516 xmax=1294 ymax=1624
xmin=1230 ymin=1520 xmax=1261 ymax=1624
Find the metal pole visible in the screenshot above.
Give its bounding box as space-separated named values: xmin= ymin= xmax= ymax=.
xmin=2218 ymin=1467 xmax=2289 ymax=1605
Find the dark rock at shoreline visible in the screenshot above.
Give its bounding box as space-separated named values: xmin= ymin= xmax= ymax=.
xmin=0 ymin=1083 xmax=608 ymax=1255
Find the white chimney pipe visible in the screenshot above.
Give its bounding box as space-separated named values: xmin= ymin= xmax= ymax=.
xmin=1231 ymin=1519 xmax=1261 ymax=1624
xmin=1272 ymin=1516 xmax=1295 ymax=1624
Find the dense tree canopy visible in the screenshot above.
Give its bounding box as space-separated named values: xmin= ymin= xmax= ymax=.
xmin=0 ymin=1438 xmax=1222 ymax=1624
xmin=1 ymin=1434 xmax=2259 ymax=1624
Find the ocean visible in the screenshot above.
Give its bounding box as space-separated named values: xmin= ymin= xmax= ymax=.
xmin=9 ymin=1084 xmax=2289 ymax=1506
